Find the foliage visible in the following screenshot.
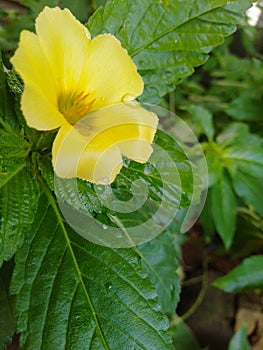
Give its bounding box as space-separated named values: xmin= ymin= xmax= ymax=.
xmin=173 ymin=19 xmax=263 ymax=250
xmin=228 ymin=325 xmax=251 ymax=350
xmin=88 ymin=0 xmax=254 ymax=103
xmin=214 ymin=255 xmax=263 ymax=292
xmin=0 ymin=0 xmax=258 ymax=349
xmin=169 ymin=319 xmax=201 ymax=350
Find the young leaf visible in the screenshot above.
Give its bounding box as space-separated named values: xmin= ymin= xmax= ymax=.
xmin=88 ymin=0 xmax=254 ymax=102
xmin=228 ymin=325 xmax=251 ymax=350
xmin=138 ymin=231 xmax=181 ymax=314
xmin=213 ymin=255 xmax=263 ymax=293
xmin=11 ymin=191 xmax=173 ymax=349
xmin=0 ymin=167 xmax=40 ymax=266
xmin=218 ymin=123 xmax=263 ymax=214
xmin=211 ymin=172 xmax=236 ymax=249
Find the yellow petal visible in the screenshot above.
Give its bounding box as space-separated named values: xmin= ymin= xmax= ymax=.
xmin=77 ymin=140 xmax=123 ymax=184
xmin=21 ymin=84 xmax=64 ymax=130
xmin=52 ymin=121 xmax=122 ymax=184
xmin=11 ymin=30 xmax=64 ymax=130
xmin=53 ymin=103 xmax=157 ymax=184
xmin=118 ymin=140 xmax=153 ymax=163
xmin=76 ymin=102 xmax=158 ymax=150
xmin=82 ymin=34 xmax=144 ymax=109
xmin=52 ymin=122 xmax=88 ymax=178
xmin=35 ymin=7 xmax=91 ymax=93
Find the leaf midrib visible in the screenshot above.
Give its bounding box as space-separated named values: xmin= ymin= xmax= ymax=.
xmin=109 ymin=215 xmax=172 ymax=308
xmin=130 ymin=1 xmax=228 ymax=57
xmin=40 ymin=179 xmax=110 ymax=350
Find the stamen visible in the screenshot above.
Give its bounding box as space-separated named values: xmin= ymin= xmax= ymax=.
xmin=58 ymin=91 xmax=95 ymax=124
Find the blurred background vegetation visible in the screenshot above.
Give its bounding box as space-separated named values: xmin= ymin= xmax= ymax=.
xmin=0 ymin=1 xmax=263 ymax=349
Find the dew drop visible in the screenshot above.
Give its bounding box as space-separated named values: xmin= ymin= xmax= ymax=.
xmin=144 ymin=163 xmax=154 ymax=175
xmin=105 ymin=282 xmax=112 ymax=290
xmin=116 ymin=231 xmax=123 ymax=239
xmin=174 ymin=39 xmax=178 ymax=43
xmin=99 ymin=177 xmax=109 ymax=185
xmin=155 ymin=304 xmax=162 ymax=311
xmin=121 ymin=93 xmax=137 ymax=103
xmin=123 ymin=21 xmax=130 ymax=28
xmin=130 ymin=101 xmax=138 ymax=107
xmin=96 ymin=185 xmax=104 ymax=192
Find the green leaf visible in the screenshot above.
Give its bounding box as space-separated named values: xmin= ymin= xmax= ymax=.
xmin=0 ymin=129 xmax=30 ymax=188
xmin=0 ymin=60 xmax=31 ymax=189
xmin=214 ymin=255 xmax=263 ymax=293
xmin=204 ymin=142 xmax=223 ymax=186
xmin=0 ymin=167 xmax=40 ymax=265
xmin=12 ymin=190 xmax=173 ymax=349
xmin=211 ymin=172 xmax=236 ymax=249
xmin=233 ymin=170 xmax=263 ymax=216
xmin=170 ymin=320 xmax=201 ymax=350
xmin=0 ymin=262 xmax=16 ymax=349
xmin=187 ymin=105 xmax=215 ymax=141
xmin=88 ymin=0 xmax=254 ymax=102
xmin=216 ymin=123 xmax=261 ymax=149
xmin=227 ymin=96 xmax=263 ymax=121
xmin=228 ymin=325 xmax=251 ymax=350
xmin=0 ymin=55 xmax=19 ymax=130
xmin=138 ymin=231 xmax=180 ymax=314
xmin=219 ymin=123 xmax=263 ymax=178
xmin=216 ymin=123 xmax=263 ymax=215
xmin=224 ymin=147 xmax=263 ymax=178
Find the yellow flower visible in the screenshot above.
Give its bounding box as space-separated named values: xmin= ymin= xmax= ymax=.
xmin=11 ymin=6 xmax=158 ymax=184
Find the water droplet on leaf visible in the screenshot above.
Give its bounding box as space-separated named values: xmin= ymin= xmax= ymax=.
xmin=116 ymin=231 xmax=123 ymax=239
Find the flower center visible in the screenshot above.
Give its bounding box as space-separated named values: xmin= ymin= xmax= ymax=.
xmin=58 ymin=91 xmax=95 ymax=125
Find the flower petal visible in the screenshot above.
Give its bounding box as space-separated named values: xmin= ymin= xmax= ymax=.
xmin=118 ymin=139 xmax=154 ymax=163
xmin=52 ymin=122 xmax=88 ymax=178
xmin=52 ymin=121 xmax=122 ymax=184
xmin=21 ymin=84 xmax=64 ymax=130
xmin=83 ymin=34 xmax=144 ymax=109
xmin=35 ymin=7 xmax=91 ymax=93
xmin=53 ymin=103 xmax=157 ymax=184
xmin=11 ymin=30 xmax=64 ymax=130
xmin=76 ymin=103 xmax=158 ymax=155
xmin=77 ymin=140 xmax=123 ymax=185
xmin=75 ymin=103 xmax=157 ymax=173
